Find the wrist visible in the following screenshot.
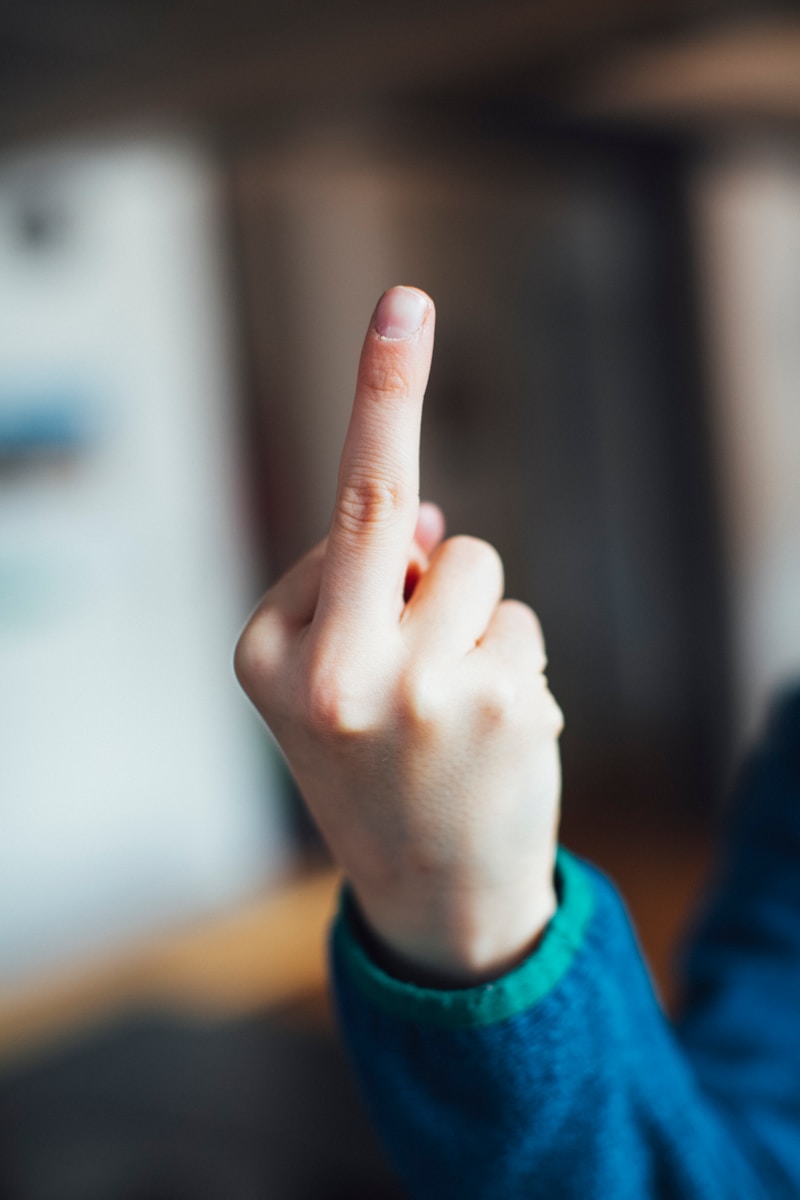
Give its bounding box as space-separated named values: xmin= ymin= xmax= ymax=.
xmin=349 ymin=855 xmax=558 ymax=987
xmin=334 ymin=850 xmax=596 ymax=1029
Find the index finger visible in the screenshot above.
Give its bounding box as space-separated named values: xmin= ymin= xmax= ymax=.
xmin=315 ymin=286 xmax=435 ymax=631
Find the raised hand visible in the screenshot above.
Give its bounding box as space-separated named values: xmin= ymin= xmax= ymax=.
xmin=235 ymin=287 xmax=563 ymax=985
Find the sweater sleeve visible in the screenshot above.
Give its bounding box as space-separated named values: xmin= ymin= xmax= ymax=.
xmin=329 ymin=689 xmax=800 ymax=1199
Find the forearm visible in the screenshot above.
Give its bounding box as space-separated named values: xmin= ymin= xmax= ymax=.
xmin=332 ymin=851 xmax=786 ymax=1200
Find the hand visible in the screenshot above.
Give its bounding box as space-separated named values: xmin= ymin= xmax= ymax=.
xmin=235 ymin=286 xmax=563 ymax=985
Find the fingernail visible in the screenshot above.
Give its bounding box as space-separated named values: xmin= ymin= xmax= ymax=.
xmin=373 ymin=287 xmax=428 ymax=340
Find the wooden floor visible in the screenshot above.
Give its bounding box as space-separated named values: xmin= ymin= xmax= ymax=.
xmin=0 ymin=866 xmax=341 ymax=1066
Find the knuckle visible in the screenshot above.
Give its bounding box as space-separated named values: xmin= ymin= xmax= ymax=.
xmin=336 ymin=473 xmax=408 ymax=537
xmin=359 ymin=352 xmax=411 ymax=402
xmin=538 ymin=683 xmax=564 ymax=736
xmin=478 ymin=671 xmax=518 ymax=724
xmin=304 ymin=682 xmax=344 ymax=734
xmin=443 ymin=535 xmax=504 ymax=584
xmin=233 ymin=615 xmax=282 ymax=699
xmin=550 ymin=695 xmax=565 ymax=736
xmin=398 ymin=664 xmax=447 ymax=726
xmin=501 ymin=600 xmax=546 ymax=660
xmin=303 ymin=652 xmax=372 ymax=736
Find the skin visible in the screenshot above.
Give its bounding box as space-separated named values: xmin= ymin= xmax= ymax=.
xmin=235 ymin=286 xmax=564 ymax=986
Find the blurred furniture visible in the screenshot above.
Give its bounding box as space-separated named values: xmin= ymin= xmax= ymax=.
xmin=0 ymin=866 xmax=339 ymax=1067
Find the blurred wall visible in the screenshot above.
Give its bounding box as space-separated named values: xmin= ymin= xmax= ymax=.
xmin=0 ymin=136 xmax=287 ymax=982
xmin=694 ymin=142 xmax=800 ymax=744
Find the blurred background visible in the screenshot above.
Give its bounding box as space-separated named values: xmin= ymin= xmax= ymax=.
xmin=1 ymin=2 xmax=800 ymax=1197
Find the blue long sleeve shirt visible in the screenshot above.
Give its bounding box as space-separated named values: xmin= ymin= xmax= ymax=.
xmin=330 ymin=689 xmax=800 ymax=1198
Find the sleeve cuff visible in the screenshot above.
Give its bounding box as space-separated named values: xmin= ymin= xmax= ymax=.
xmin=331 ymin=847 xmax=595 ymax=1029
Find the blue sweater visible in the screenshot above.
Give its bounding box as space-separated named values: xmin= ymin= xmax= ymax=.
xmin=330 ymin=689 xmax=800 ymax=1198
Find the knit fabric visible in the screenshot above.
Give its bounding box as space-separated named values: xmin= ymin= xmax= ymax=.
xmin=330 ymin=689 xmax=800 ymax=1198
